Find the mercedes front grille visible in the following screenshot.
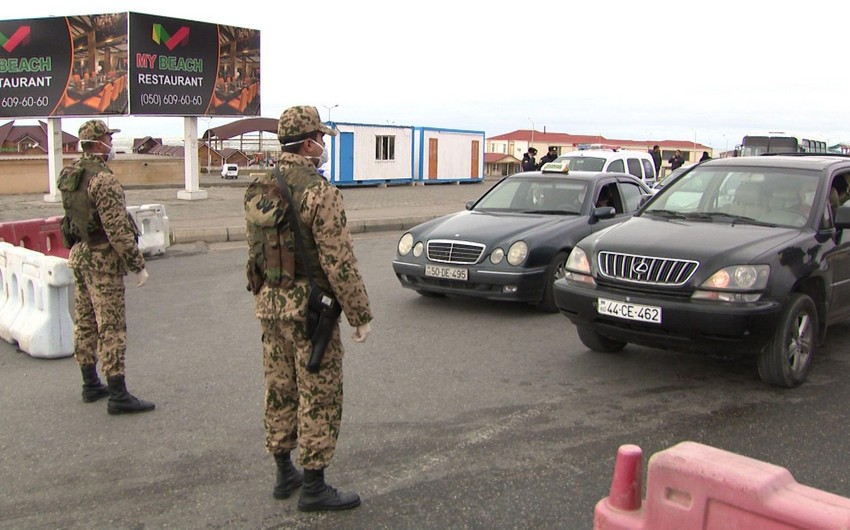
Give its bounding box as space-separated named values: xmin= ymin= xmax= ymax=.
xmin=426 ymin=240 xmax=485 ymax=265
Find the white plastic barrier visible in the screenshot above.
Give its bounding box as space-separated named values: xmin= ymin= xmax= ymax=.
xmin=0 ymin=243 xmax=74 ymax=359
xmin=127 ymin=204 xmax=170 ymax=256
xmin=0 ymin=242 xmax=19 ymax=344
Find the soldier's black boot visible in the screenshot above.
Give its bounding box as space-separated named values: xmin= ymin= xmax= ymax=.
xmin=297 ymin=468 xmax=361 ymax=512
xmin=273 ymin=452 xmax=303 ymax=499
xmin=81 ymin=364 xmax=109 ymax=403
xmin=106 ymin=375 xmax=155 ymax=415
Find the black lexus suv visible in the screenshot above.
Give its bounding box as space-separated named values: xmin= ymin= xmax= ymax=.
xmin=554 ymin=155 xmax=850 ymax=387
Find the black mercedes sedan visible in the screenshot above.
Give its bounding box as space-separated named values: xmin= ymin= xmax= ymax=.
xmin=392 ymin=164 xmax=652 ymax=312
xmin=554 ymin=155 xmax=850 ymax=387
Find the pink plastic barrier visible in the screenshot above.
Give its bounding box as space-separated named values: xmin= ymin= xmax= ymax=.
xmin=595 ymin=441 xmax=850 ymax=530
xmin=0 ymin=216 xmax=68 ymax=259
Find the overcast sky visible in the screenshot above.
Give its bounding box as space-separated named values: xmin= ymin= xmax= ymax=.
xmin=5 ymin=1 xmax=850 ymax=151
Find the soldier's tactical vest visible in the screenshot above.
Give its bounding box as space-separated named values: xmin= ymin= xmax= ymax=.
xmin=246 ymin=165 xmax=330 ymax=293
xmin=58 ymin=158 xmax=110 ymax=245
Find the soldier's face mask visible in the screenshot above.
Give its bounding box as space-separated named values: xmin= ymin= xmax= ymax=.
xmin=305 ymin=138 xmax=328 ymax=168
xmin=282 ymin=137 xmax=327 ymax=169
xmin=97 ymin=140 xmax=116 ymax=162
xmin=313 ymin=139 xmax=329 ymax=168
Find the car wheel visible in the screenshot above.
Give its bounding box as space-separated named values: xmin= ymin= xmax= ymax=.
xmin=757 ymin=293 xmax=817 ymax=388
xmin=415 ymin=289 xmax=445 ymax=298
xmin=577 ymin=326 xmax=627 ymax=353
xmin=536 ymin=251 xmax=569 ymax=313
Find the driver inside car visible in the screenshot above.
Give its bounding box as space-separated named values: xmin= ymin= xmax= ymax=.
xmin=531 ymin=184 xmax=545 ymax=207
xmin=596 ymin=186 xmax=612 ymax=208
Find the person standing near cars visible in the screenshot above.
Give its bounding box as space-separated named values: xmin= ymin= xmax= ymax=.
xmin=521 ymin=147 xmax=538 ymax=171
xmin=244 ymin=105 xmax=373 ymax=511
xmin=538 ymin=146 xmax=559 ymax=168
xmin=669 ymin=150 xmax=685 ymax=171
xmin=650 ymin=145 xmax=662 ymax=175
xmin=58 ymin=119 xmax=154 ymax=415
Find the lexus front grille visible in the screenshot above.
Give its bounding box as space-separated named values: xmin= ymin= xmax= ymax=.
xmin=597 ymin=251 xmax=698 ymax=286
xmin=427 ymin=240 xmax=485 ymax=265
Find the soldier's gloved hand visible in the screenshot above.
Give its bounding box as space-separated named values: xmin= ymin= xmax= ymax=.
xmin=352 ymin=322 xmax=371 ymax=343
xmin=135 ymin=269 xmax=149 ymax=287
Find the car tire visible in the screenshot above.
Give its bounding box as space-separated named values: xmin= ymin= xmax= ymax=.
xmin=577 ymin=325 xmax=626 ymax=353
xmin=757 ymin=293 xmax=817 ymax=388
xmin=415 ymin=289 xmax=445 ymax=298
xmin=536 ymin=251 xmax=569 ymax=313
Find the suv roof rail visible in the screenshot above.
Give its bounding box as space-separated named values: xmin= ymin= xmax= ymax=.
xmin=760 ymin=153 xmax=850 ymax=159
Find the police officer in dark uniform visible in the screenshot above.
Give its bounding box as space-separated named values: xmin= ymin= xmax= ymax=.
xmin=58 ymin=119 xmax=154 ymax=415
xmin=521 ymin=147 xmax=538 ymax=171
xmin=538 ymin=145 xmax=559 ymax=167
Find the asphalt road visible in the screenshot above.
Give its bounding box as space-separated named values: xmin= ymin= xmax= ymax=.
xmin=1 ymin=233 xmax=849 ymax=529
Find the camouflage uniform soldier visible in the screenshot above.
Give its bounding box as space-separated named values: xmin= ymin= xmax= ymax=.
xmin=244 ymin=106 xmax=372 ymax=511
xmin=58 ymin=119 xmax=155 ymax=415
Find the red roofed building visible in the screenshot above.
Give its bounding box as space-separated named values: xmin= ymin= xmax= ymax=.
xmin=132 ymin=136 xmax=164 ymax=154
xmin=487 ymin=129 xmax=712 ymax=175
xmin=0 ymin=120 xmax=79 ymax=155
xmin=484 ymin=153 xmax=520 ymax=177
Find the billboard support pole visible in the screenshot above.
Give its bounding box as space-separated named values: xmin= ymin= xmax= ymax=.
xmin=43 ymin=118 xmax=64 ymax=203
xmin=177 ymin=116 xmax=208 ymax=201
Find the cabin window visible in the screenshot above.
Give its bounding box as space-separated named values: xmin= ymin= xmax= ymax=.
xmin=376 ymin=135 xmax=395 ymax=161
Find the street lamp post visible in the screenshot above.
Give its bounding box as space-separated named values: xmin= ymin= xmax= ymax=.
xmin=323 ymin=104 xmax=339 ymax=123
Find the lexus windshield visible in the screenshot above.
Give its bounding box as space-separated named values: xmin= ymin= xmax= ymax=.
xmin=642 ymin=166 xmax=820 ymax=228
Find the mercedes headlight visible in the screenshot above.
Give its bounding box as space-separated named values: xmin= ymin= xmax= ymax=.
xmin=397 ymin=233 xmax=414 ymax=256
xmin=507 ymin=241 xmax=528 ymax=266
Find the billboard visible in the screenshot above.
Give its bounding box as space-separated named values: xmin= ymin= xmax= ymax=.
xmin=128 ymin=12 xmax=260 ymax=116
xmin=0 ymin=12 xmax=260 ymax=118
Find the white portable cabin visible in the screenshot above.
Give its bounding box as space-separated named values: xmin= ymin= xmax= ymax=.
xmin=413 ymin=126 xmax=485 ymax=183
xmin=323 ymin=122 xmax=485 ymax=186
xmin=325 ymin=122 xmax=414 ymax=186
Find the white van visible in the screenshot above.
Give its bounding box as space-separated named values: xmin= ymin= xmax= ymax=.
xmin=554 ymin=150 xmax=657 ymax=186
xmin=220 ymin=164 xmax=239 ymax=179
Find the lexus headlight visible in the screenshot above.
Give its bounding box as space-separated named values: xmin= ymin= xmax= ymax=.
xmin=397 ymin=233 xmax=414 ymax=256
xmin=565 ymin=247 xmax=591 ymax=274
xmin=692 ymin=265 xmax=769 ymax=302
xmin=507 ymin=241 xmax=528 ymax=266
xmin=564 ymin=247 xmax=596 ymax=286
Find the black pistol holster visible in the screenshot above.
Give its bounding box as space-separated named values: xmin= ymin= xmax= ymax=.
xmin=306 ymin=285 xmax=343 ymax=373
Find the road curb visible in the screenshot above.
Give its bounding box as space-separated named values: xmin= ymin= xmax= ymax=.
xmin=171 ymin=227 xmax=229 ymax=244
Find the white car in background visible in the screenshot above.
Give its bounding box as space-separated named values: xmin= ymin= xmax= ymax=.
xmin=220 ymin=164 xmax=239 ymax=179
xmin=555 ymin=149 xmax=657 ymax=187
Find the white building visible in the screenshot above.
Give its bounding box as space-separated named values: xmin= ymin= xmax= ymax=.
xmin=325 ymin=122 xmax=485 ymax=186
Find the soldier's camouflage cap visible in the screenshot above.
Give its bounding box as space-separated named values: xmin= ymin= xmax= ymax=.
xmin=78 ymin=119 xmax=120 ymax=142
xmin=277 ymin=106 xmax=336 ymax=144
